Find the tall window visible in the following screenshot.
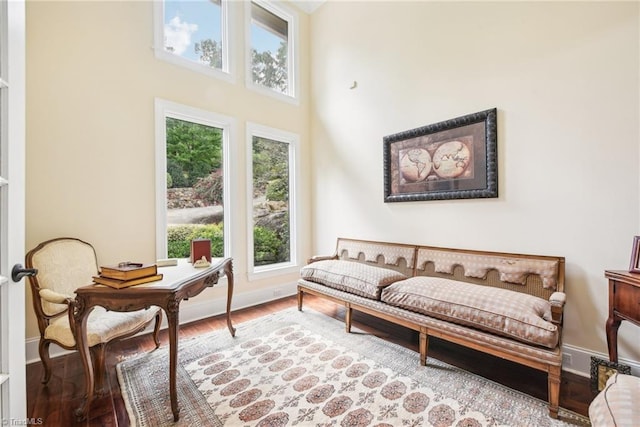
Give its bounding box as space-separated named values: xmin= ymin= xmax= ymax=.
xmin=247 ymin=1 xmax=297 ymax=100
xmin=247 ymin=123 xmax=298 ymax=276
xmin=154 ymin=0 xmax=231 ymax=80
xmin=155 ymin=100 xmax=233 ymax=260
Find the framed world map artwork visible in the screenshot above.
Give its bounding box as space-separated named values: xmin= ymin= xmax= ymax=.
xmin=383 ymin=108 xmax=498 ymax=202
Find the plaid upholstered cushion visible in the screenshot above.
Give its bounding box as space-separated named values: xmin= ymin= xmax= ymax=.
xmin=589 ymin=373 xmax=640 ymax=427
xmin=380 ymin=276 xmax=558 ymax=348
xmin=300 ymin=260 xmax=407 ymax=300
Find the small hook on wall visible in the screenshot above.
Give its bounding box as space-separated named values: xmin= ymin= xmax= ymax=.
xmin=349 ymin=81 xmax=358 ymax=90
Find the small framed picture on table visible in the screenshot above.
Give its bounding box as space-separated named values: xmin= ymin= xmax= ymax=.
xmin=629 ymin=236 xmax=640 ymax=273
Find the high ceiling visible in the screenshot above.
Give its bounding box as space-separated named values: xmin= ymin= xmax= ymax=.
xmin=292 ymin=0 xmax=325 ymax=14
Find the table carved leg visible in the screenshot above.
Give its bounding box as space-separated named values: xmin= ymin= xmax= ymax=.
xmin=606 ymin=315 xmax=621 ymax=363
xmin=166 ymin=260 xmax=235 ymax=421
xmin=166 ymin=297 xmax=181 ymax=421
xmin=224 ymin=260 xmax=236 ymax=337
xmin=90 ymin=344 xmax=108 ymax=396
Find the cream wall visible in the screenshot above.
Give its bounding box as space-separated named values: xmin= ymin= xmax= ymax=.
xmin=25 ymin=1 xmax=311 ymax=340
xmin=24 ymin=0 xmax=640 ymax=374
xmin=310 ymin=1 xmax=640 ymax=367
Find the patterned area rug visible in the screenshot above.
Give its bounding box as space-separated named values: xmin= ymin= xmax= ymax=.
xmin=117 ymin=308 xmax=589 ymax=427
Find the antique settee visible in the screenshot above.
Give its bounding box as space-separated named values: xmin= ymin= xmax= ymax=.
xmin=297 ymin=238 xmax=566 ymax=418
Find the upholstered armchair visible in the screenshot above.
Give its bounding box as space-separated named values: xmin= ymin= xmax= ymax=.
xmin=25 ymin=237 xmax=162 ymax=392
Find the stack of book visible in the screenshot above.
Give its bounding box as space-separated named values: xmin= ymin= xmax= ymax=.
xmin=93 ymin=262 xmax=163 ymax=289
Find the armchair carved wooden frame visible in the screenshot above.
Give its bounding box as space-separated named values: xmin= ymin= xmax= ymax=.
xmin=25 ymin=237 xmax=163 ymax=396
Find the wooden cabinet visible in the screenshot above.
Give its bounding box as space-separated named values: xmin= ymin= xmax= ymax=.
xmin=604 ymin=270 xmax=640 ymax=362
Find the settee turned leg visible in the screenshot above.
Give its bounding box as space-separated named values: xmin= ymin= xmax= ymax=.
xmin=297 ymin=288 xmax=303 ymax=311
xmin=345 ymin=305 xmax=352 ymax=333
xmin=419 ymin=330 xmax=428 ymax=366
xmin=548 ymin=365 xmax=561 ymax=419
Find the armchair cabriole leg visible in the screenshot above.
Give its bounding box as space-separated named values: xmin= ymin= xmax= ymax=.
xmin=39 ymin=340 xmax=52 ymax=384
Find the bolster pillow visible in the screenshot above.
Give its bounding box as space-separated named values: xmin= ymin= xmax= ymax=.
xmin=300 ymin=260 xmax=407 ymax=300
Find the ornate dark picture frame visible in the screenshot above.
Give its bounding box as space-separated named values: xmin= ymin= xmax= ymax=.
xmin=383 ymin=108 xmax=497 ymax=202
xmin=590 ymin=356 xmax=631 ymax=392
xmin=629 ymin=235 xmax=640 ymax=273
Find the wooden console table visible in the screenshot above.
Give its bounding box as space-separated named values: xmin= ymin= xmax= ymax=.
xmin=73 ymin=258 xmax=236 ymax=421
xmin=604 ymin=270 xmax=640 ymax=362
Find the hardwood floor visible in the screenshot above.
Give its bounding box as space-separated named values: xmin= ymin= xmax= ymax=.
xmin=26 ymin=294 xmax=596 ymax=426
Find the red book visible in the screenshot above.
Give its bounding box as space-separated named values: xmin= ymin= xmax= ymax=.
xmin=190 ymin=239 xmax=211 ymax=263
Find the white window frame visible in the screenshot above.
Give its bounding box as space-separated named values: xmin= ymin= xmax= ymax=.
xmin=153 ymin=0 xmax=234 ymax=83
xmin=154 ymin=98 xmax=235 ymax=260
xmin=246 ymin=122 xmax=300 ymax=279
xmin=245 ymin=0 xmax=299 ymax=105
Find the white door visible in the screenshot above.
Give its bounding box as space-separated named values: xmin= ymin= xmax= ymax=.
xmin=0 ymin=0 xmax=26 ymax=420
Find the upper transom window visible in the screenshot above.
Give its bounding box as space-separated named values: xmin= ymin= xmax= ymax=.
xmin=247 ymin=1 xmax=298 ymax=101
xmin=154 ymin=0 xmax=232 ymax=81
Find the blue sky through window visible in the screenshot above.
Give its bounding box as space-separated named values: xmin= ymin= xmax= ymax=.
xmin=163 ymin=1 xmax=283 ymax=63
xmin=252 ymin=24 xmax=284 ymax=54
xmin=164 ymin=0 xmax=221 ymax=62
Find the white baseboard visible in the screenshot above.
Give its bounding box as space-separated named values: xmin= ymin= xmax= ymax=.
xmin=25 ymin=281 xmax=299 ymax=365
xmin=26 ymin=284 xmax=640 ymax=379
xmin=561 ymin=342 xmax=640 ymax=377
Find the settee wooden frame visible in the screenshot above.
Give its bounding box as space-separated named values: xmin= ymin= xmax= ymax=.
xmin=297 ymin=237 xmax=566 ymax=418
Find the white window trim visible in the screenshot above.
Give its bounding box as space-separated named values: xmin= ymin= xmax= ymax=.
xmin=154 ymin=98 xmax=236 ymax=261
xmin=246 ymin=122 xmax=300 ymax=280
xmin=153 ymin=0 xmax=234 ymax=83
xmin=245 ymin=0 xmax=299 ymax=105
